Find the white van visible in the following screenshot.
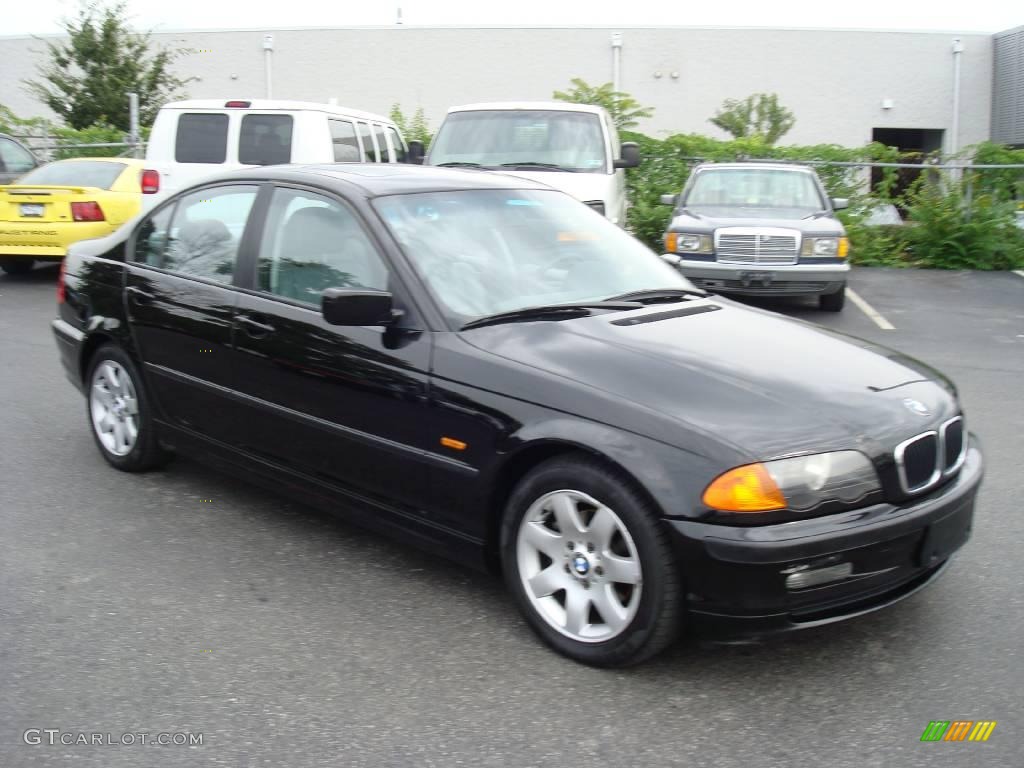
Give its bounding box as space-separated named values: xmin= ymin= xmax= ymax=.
xmin=424 ymin=102 xmax=640 ymax=225
xmin=144 ymin=99 xmax=410 ymax=205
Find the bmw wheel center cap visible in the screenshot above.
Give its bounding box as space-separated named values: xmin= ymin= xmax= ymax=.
xmin=572 ymin=554 xmax=591 ymax=576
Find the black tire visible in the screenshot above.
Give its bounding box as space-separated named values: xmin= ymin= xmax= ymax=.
xmin=0 ymin=258 xmax=34 ymax=275
xmin=500 ymin=454 xmax=683 ymax=667
xmin=819 ymin=285 xmax=846 ymax=312
xmin=85 ymin=344 xmax=171 ymax=472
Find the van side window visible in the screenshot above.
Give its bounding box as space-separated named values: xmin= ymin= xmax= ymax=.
xmin=386 ymin=127 xmax=407 ymax=163
xmin=175 ymin=114 xmax=229 ymax=164
xmin=329 ymin=120 xmax=360 ymax=162
xmin=373 ymin=124 xmax=390 ymax=163
xmin=357 ymin=123 xmax=377 ymax=162
xmin=239 ymin=115 xmax=293 ymax=165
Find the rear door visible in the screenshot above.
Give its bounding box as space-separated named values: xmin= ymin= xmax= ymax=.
xmin=125 ymin=183 xmax=262 ymax=442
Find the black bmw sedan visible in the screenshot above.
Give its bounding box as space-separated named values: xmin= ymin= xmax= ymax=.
xmin=52 ymin=165 xmax=983 ymax=666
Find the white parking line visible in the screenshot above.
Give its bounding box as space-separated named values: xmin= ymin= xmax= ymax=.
xmin=1013 ymin=270 xmax=1024 ymax=280
xmin=847 ymin=288 xmax=895 ymax=331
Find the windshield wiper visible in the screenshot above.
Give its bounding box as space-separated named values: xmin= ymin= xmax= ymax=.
xmin=460 ymin=301 xmax=640 ymax=331
xmin=802 ymin=210 xmax=831 ymax=220
xmin=436 ymin=161 xmax=484 ymax=168
xmin=602 ymin=288 xmax=708 ymax=304
xmin=498 ymin=162 xmax=576 ymax=172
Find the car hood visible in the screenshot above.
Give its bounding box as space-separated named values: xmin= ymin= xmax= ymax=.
xmin=458 ymin=298 xmax=956 ymax=459
xmin=670 ymin=207 xmax=844 ymax=234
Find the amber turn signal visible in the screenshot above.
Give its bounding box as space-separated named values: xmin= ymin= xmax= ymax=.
xmin=702 ymin=463 xmax=788 ymax=512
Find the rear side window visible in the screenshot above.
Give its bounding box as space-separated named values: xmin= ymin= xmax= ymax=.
xmin=386 ymin=127 xmax=406 ymax=163
xmin=357 ymin=123 xmax=377 ymax=162
xmin=373 ymin=124 xmax=390 ymax=163
xmin=329 ymin=119 xmax=360 ymax=162
xmin=163 ymin=185 xmax=259 ymax=282
xmin=175 ymin=114 xmax=229 ymax=164
xmin=239 ymin=114 xmax=293 ymax=165
xmin=17 ymin=160 xmax=126 ymax=189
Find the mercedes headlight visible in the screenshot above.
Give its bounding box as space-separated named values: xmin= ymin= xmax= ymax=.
xmin=801 ymin=237 xmax=850 ymax=258
xmin=664 ymin=232 xmax=713 ymax=254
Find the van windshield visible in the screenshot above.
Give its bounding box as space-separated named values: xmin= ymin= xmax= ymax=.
xmin=428 ymin=110 xmax=607 ymax=173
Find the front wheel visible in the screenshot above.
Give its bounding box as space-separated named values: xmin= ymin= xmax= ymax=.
xmin=501 ymin=455 xmax=683 ymax=667
xmin=86 ymin=345 xmax=170 ymax=472
xmin=819 ymin=285 xmax=846 ymax=312
xmin=0 ymin=258 xmax=34 ymax=275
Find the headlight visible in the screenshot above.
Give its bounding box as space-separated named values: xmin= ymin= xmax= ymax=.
xmin=664 ymin=232 xmax=713 ymax=254
xmin=702 ymin=451 xmax=880 ymax=514
xmin=801 ymin=237 xmax=850 ymax=258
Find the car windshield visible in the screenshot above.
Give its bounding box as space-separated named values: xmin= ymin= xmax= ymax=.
xmin=684 ymin=168 xmax=824 ymax=211
xmin=428 ymin=110 xmax=607 ymax=173
xmin=373 ymin=189 xmax=696 ymax=324
xmin=16 ymin=160 xmax=127 ymax=190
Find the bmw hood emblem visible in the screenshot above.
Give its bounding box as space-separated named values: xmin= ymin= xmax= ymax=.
xmin=903 ymin=398 xmax=931 ymax=417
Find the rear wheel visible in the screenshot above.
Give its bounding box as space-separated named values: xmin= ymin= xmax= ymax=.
xmin=819 ymin=285 xmax=846 ymax=312
xmin=0 ymin=258 xmax=34 ymax=275
xmin=501 ymin=455 xmax=683 ymax=667
xmin=86 ymin=345 xmax=170 ymax=472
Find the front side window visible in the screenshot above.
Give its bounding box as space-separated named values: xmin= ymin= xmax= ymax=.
xmin=0 ymin=138 xmax=37 ymax=173
xmin=330 ymin=120 xmax=360 ymax=162
xmin=374 ymin=189 xmax=693 ymax=322
xmin=428 ymin=110 xmax=607 ymax=173
xmin=386 ymin=127 xmax=407 ymax=163
xmin=684 ymin=169 xmax=825 ymax=211
xmin=239 ymin=114 xmax=293 ymax=165
xmin=357 ymin=123 xmax=377 ymax=162
xmin=175 ymin=113 xmax=229 ymax=164
xmin=257 ymin=187 xmax=388 ymax=305
xmin=163 ymin=185 xmax=258 ymax=282
xmin=133 ymin=204 xmax=176 ymax=266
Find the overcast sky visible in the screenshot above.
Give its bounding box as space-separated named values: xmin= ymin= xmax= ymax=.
xmin=2 ymin=0 xmax=1021 ymax=36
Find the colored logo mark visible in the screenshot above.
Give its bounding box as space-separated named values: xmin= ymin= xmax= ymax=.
xmin=921 ymin=720 xmax=997 ymax=742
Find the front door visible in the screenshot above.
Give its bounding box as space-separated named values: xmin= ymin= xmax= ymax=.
xmin=228 ymin=185 xmax=436 ymax=514
xmin=125 ymin=183 xmax=260 ymax=442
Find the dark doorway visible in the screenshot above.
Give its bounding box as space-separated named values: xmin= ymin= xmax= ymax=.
xmin=870 ymin=128 xmax=945 ymax=200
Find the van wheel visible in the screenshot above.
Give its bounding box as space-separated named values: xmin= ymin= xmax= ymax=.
xmin=501 ymin=455 xmax=683 ymax=667
xmin=0 ymin=258 xmax=34 ymax=275
xmin=86 ymin=345 xmax=170 ymax=472
xmin=819 ymin=285 xmax=846 ymax=312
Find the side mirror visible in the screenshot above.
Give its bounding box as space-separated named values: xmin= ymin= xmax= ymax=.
xmin=831 ymin=197 xmax=849 ymax=211
xmin=614 ymin=142 xmax=641 ymax=169
xmin=322 ymin=288 xmax=399 ymax=326
xmin=660 ymin=194 xmax=678 ymax=206
xmin=407 ymin=140 xmax=425 ymax=165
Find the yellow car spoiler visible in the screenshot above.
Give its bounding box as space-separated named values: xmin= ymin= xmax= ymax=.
xmin=0 ymin=184 xmax=94 ymax=195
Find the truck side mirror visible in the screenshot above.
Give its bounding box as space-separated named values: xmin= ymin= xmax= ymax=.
xmin=406 ymin=140 xmax=425 ymax=165
xmin=831 ymin=197 xmax=849 ymax=211
xmin=614 ymin=142 xmax=641 ymax=169
xmin=660 ymin=194 xmax=678 ymax=206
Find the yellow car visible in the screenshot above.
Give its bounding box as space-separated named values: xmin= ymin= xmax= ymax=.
xmin=0 ymin=157 xmax=159 ymax=275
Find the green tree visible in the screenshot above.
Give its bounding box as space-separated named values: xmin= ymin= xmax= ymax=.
xmin=709 ymin=93 xmax=795 ymax=145
xmin=390 ymin=103 xmax=433 ymax=148
xmin=25 ymin=0 xmax=193 ymax=131
xmin=553 ymin=78 xmax=654 ymax=131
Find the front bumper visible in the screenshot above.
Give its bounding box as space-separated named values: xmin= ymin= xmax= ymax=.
xmin=675 ymin=258 xmax=849 ymax=297
xmin=668 ymin=439 xmax=983 ymax=638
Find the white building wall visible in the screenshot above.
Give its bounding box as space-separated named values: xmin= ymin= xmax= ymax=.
xmin=0 ymin=26 xmax=994 ymax=150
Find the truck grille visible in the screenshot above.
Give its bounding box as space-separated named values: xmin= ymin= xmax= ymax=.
xmin=715 ymin=228 xmax=799 ymax=265
xmin=894 ymin=416 xmax=967 ymax=496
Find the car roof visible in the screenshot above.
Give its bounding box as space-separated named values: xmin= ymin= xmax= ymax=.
xmin=447 ymin=101 xmax=607 ymax=116
xmin=694 ymin=162 xmax=815 ymax=173
xmin=189 ymin=163 xmax=557 ymax=197
xmin=159 ymin=99 xmax=393 ymax=124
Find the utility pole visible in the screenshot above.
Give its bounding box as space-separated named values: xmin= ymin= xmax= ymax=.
xmin=263 ymin=34 xmax=275 ymax=99
xmin=127 ymin=92 xmax=140 ymax=157
xmin=611 ymin=32 xmax=623 ymax=92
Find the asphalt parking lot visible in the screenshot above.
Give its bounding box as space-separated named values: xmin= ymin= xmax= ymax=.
xmin=1 ymin=264 xmax=1022 ymax=767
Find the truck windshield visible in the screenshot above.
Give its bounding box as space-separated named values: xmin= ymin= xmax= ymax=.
xmin=428 ymin=110 xmax=607 ymax=173
xmin=684 ymin=169 xmax=825 ymax=211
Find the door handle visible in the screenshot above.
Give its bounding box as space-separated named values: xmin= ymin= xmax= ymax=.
xmin=126 ymin=286 xmax=154 ymax=304
xmin=237 ymin=315 xmax=275 ymax=338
